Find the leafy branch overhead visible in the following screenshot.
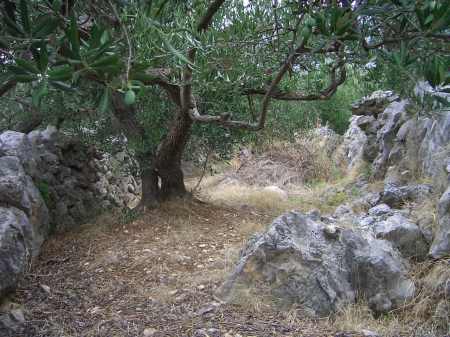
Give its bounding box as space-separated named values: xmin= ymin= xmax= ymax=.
xmin=1 ymin=0 xmax=448 ymax=121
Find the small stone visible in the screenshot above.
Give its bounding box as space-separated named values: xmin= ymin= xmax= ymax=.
xmin=9 ymin=309 xmax=25 ymax=324
xmin=206 ymin=328 xmax=220 ymax=337
xmin=197 ymin=284 xmax=206 ymax=290
xmin=368 ymin=203 xmax=392 ymax=217
xmin=175 ymin=293 xmax=188 ymax=302
xmin=168 ymin=290 xmax=178 ymax=296
xmin=323 ymin=225 xmax=340 ymax=239
xmin=361 ymin=330 xmax=380 ymax=337
xmin=89 ymin=306 xmax=101 ymax=314
xmin=143 ymin=327 xmax=157 ymax=337
xmin=40 ymin=284 xmax=51 ymax=295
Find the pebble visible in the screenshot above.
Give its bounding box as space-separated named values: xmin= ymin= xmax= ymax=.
xmin=143 ymin=327 xmax=157 ymax=337
xmin=40 ymin=284 xmax=51 ymax=295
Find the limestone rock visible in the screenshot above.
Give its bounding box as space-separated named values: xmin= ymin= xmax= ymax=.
xmin=0 ymin=207 xmax=31 ymax=297
xmin=419 ymin=111 xmax=450 ymax=192
xmin=0 ymin=131 xmax=41 ymax=180
xmin=338 ymin=116 xmax=368 ymax=170
xmin=351 ymin=91 xmax=400 ymax=116
xmin=371 ymin=100 xmax=409 ymax=179
xmin=368 ymin=204 xmax=392 ymax=217
xmin=373 ymin=214 xmax=429 ymax=260
xmin=0 ymin=156 xmax=48 ymax=256
xmin=381 ymin=183 xmax=433 ymax=208
xmin=221 ymin=211 xmax=414 ymax=316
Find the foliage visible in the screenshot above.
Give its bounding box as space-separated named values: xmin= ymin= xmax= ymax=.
xmin=0 ymin=0 xmax=448 ymax=166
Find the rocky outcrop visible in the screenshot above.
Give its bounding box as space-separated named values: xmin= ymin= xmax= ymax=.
xmin=220 ymin=211 xmax=415 ymax=317
xmin=337 ymin=90 xmax=450 ymax=258
xmin=339 ymin=91 xmax=450 ymax=190
xmin=337 ymin=91 xmax=401 ymax=170
xmin=0 ymin=126 xmax=141 ymax=299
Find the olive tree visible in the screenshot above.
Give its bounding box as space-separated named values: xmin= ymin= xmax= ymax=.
xmin=1 ymin=0 xmax=448 ymax=207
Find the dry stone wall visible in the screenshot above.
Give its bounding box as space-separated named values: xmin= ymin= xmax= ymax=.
xmin=0 ymin=126 xmax=140 ymax=298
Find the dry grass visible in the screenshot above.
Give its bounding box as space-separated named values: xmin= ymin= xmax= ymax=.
xmin=329 ymin=259 xmax=450 ymax=337
xmin=221 ymin=135 xmax=342 ymax=188
xmin=404 ymin=259 xmax=450 ymax=335
xmin=331 ymin=303 xmax=405 ymax=337
xmin=198 ymin=172 xmax=364 ymax=218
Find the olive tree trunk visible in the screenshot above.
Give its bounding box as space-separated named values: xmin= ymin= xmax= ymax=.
xmin=135 ymin=109 xmax=192 ymax=208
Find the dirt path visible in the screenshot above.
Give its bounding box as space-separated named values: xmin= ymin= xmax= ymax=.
xmin=13 ymin=198 xmax=346 ymax=337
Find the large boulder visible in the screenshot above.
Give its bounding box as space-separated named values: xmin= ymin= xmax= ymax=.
xmin=429 ymin=187 xmax=450 ymax=258
xmin=220 ymin=211 xmax=415 ymax=317
xmin=0 ymin=207 xmax=32 ymax=297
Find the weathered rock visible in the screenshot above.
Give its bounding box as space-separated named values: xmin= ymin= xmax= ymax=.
xmin=368 ymin=204 xmax=392 ymax=217
xmin=0 ymin=131 xmax=36 ymax=173
xmin=371 ymin=100 xmax=409 ymax=179
xmin=334 ymin=204 xmax=353 ymax=217
xmin=381 ymin=183 xmax=433 ymax=208
xmin=351 ymin=91 xmax=400 ymax=116
xmin=373 ymin=214 xmax=429 ymax=260
xmin=221 ymin=211 xmax=414 ymax=316
xmin=419 ymin=111 xmax=450 ymax=192
xmin=338 ymin=116 xmax=368 ymax=170
xmin=0 ymin=156 xmax=48 ymax=255
xmin=341 ymin=230 xmax=415 ymax=313
xmin=0 ymin=207 xmax=32 ymax=297
xmin=429 ymin=186 xmax=450 ymax=258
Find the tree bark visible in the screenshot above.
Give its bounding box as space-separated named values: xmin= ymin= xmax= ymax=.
xmin=139 ymin=163 xmax=160 ymax=208
xmin=154 ymin=108 xmax=193 ymax=200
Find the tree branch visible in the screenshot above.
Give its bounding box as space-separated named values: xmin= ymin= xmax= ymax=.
xmin=189 ymin=42 xmax=346 ymax=130
xmin=243 ymin=61 xmax=347 ymax=101
xmin=197 ymin=0 xmax=226 ymax=32
xmin=0 ymin=80 xmax=17 ymax=97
